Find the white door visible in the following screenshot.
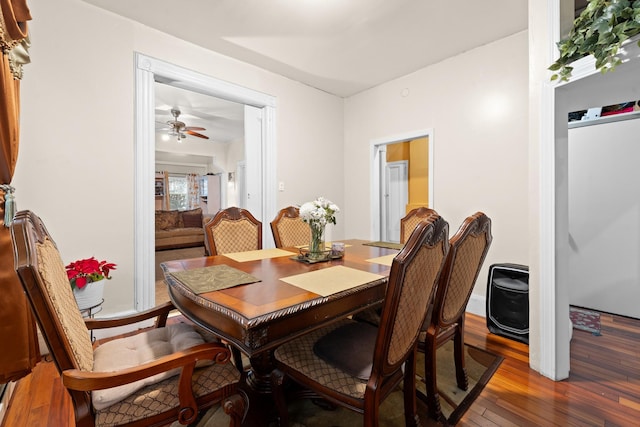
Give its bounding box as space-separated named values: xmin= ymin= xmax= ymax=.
xmin=236 ymin=161 xmax=246 ymax=209
xmin=207 ymin=175 xmax=221 ymax=213
xmin=244 ymin=105 xmax=262 ymax=220
xmin=382 ymin=161 xmax=408 ymax=243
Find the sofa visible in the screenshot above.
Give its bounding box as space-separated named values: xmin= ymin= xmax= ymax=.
xmin=155 ymin=208 xmax=213 ymax=250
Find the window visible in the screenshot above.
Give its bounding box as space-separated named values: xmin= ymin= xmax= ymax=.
xmin=168 ymin=175 xmax=187 ymax=210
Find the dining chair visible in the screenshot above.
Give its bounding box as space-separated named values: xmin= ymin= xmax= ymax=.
xmin=400 ymin=206 xmax=438 ymax=244
xmin=204 ymin=206 xmax=262 ymax=256
xmin=10 ymin=210 xmax=247 ymax=427
xmin=352 ymin=207 xmax=440 ymax=326
xmin=418 ymin=211 xmax=492 ymax=422
xmin=270 ymin=213 xmax=450 ymax=427
xmin=270 ymin=206 xmax=311 ymax=248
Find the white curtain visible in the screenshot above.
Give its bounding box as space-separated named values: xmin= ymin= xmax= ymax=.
xmin=186 ymin=173 xmax=199 ymax=209
xmin=162 ymin=171 xmax=170 ymax=210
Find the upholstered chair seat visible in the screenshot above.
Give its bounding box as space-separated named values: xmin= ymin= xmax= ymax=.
xmin=274 ymin=319 xmax=371 ymax=400
xmin=93 ymin=356 xmax=240 ymax=425
xmin=91 ymin=322 xmax=238 ymax=411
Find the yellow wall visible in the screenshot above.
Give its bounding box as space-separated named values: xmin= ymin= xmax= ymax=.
xmin=386 ymin=137 xmax=429 ymax=214
xmin=386 ymin=141 xmax=410 ymax=162
xmin=407 ymin=137 xmax=429 ymax=213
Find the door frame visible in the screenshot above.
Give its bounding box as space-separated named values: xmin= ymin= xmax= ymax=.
xmin=134 ymin=53 xmax=277 ymax=311
xmin=381 ymin=160 xmax=409 ymax=242
xmin=370 ymin=128 xmax=434 ymax=241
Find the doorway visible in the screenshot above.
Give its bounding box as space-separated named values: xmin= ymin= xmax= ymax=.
xmin=381 ymin=159 xmax=408 ymax=243
xmin=370 ymin=129 xmax=434 ymax=242
xmin=134 ymin=53 xmax=277 ymax=311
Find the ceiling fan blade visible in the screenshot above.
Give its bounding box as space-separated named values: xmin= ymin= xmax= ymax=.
xmin=184 ymin=126 xmax=206 ymax=131
xmin=186 ymin=130 xmax=209 ymax=139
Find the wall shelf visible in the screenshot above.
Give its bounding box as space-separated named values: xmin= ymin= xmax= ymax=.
xmin=568 ymin=110 xmax=640 ymax=129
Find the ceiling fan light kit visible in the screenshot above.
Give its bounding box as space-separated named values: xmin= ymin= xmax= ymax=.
xmin=160 ymin=108 xmax=209 ymax=142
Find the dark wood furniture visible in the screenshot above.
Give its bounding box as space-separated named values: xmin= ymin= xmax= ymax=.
xmin=418 ymin=211 xmax=492 ymax=422
xmin=161 ymin=239 xmax=398 ymax=393
xmin=400 ymin=206 xmax=438 ymax=244
xmin=203 ymin=207 xmax=262 ymax=256
xmin=270 ymin=214 xmax=450 ymax=427
xmin=10 ymin=311 xmax=640 ymax=427
xmin=270 ymin=206 xmax=310 ymax=248
xmin=11 ymin=210 xmax=246 ymax=427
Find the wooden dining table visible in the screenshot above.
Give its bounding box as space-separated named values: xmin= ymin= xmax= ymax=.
xmin=160 ymin=239 xmax=399 ymax=394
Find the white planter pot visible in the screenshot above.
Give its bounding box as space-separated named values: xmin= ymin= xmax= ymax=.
xmin=73 ymin=280 xmax=105 ymax=310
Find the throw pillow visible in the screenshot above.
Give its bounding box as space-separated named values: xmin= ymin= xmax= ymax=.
xmin=155 ymin=210 xmax=180 ymax=231
xmin=181 ymin=208 xmax=203 ymax=228
xmin=91 ymin=322 xmax=207 ymax=410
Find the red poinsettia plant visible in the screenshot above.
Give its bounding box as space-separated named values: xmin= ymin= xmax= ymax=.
xmin=66 ymin=257 xmax=117 ymax=290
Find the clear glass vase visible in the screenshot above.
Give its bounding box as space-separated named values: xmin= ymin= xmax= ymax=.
xmin=308 ymin=223 xmax=326 ymax=260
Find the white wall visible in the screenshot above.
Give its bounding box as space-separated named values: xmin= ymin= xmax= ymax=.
xmin=568 ymin=117 xmax=640 ymax=318
xmin=14 ymin=0 xmax=345 ymax=315
xmin=344 ymin=31 xmax=530 ymax=314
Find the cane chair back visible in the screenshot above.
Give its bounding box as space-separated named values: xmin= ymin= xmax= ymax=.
xmin=400 ymin=207 xmax=438 ymax=244
xmin=270 ymin=206 xmax=310 ymax=248
xmin=418 ymin=211 xmax=492 ymax=422
xmin=204 ymin=207 xmax=262 ymax=256
xmin=354 ymin=207 xmax=440 ymax=327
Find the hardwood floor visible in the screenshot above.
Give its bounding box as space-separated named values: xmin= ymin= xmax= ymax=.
xmin=3 ymin=311 xmax=639 ymax=426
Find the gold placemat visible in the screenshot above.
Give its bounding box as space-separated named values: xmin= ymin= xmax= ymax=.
xmin=170 ymin=265 xmax=260 ymax=294
xmin=223 ymin=248 xmax=296 ymax=262
xmin=280 ymin=266 xmax=385 ymax=297
xmin=363 ymin=241 xmax=404 ymax=250
xmin=366 ymin=254 xmax=397 ymax=266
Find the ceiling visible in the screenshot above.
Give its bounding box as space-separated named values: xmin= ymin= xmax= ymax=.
xmin=82 ymin=0 xmax=528 ymax=98
xmin=155 ymin=82 xmax=244 ymax=144
xmin=84 ymin=0 xmax=530 ymax=145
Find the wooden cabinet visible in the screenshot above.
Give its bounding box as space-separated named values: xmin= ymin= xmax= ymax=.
xmin=155 ymin=176 xmax=164 ymax=196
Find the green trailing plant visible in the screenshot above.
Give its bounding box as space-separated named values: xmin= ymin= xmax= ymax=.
xmin=549 ymin=0 xmax=640 ymax=81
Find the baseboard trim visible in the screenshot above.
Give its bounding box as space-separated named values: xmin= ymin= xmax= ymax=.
xmin=467 ymin=294 xmax=486 ymax=318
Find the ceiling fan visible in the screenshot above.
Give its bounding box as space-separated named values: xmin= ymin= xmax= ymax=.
xmin=160 ymin=108 xmax=209 ymax=142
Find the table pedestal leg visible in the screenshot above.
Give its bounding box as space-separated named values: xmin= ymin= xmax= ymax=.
xmin=238 ymin=351 xmax=279 ymax=426
xmin=245 ymin=351 xmax=275 ymax=394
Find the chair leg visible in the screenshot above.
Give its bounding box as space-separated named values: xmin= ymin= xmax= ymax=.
xmin=270 ymin=369 xmax=290 ymax=427
xmin=453 ymin=322 xmax=469 ymax=391
xmin=231 ymin=347 xmax=244 ymax=373
xmin=222 ymin=391 xmax=248 ymax=427
xmin=403 ymin=347 xmax=420 ymax=427
xmin=423 ymin=335 xmax=444 ymax=421
xmin=362 ymin=392 xmax=380 ymax=427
